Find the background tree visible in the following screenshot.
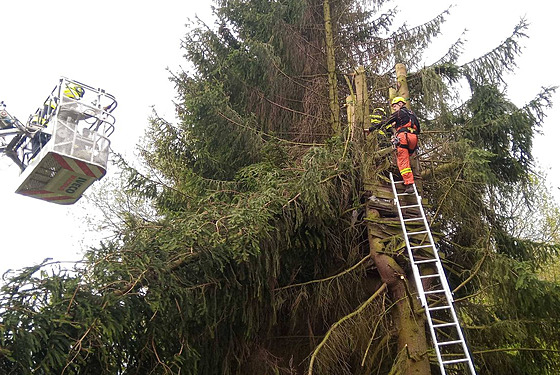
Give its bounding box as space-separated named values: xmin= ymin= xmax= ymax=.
xmin=1 ymin=1 xmax=559 ymax=374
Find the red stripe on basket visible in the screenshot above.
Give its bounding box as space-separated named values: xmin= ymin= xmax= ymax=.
xmin=52 ymin=153 xmax=73 ymax=171
xmin=43 ymin=195 xmax=75 ymax=201
xmin=74 ymin=159 xmax=97 ymax=178
xmin=95 ymin=165 xmax=106 ymax=176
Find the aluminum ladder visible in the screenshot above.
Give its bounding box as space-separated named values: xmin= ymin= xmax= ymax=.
xmin=389 ymin=173 xmax=477 ymax=375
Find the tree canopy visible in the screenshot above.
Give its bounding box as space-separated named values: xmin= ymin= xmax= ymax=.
xmin=1 ymin=1 xmax=559 ymax=374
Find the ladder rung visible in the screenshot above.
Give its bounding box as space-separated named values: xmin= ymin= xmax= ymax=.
xmin=424 ymin=289 xmax=446 ymax=294
xmin=410 ymin=244 xmax=432 ymax=250
xmin=396 ymin=192 xmax=414 ymax=196
xmin=433 ymin=322 xmax=457 ymax=328
xmin=403 ymin=217 xmax=423 ymax=222
xmin=414 ymin=259 xmax=438 ymax=264
xmin=393 ymin=180 xmax=405 ymax=184
xmin=401 ymin=204 xmax=420 ymax=209
xmin=428 ymin=305 xmax=452 ymax=311
xmin=437 ymin=340 xmax=464 ymax=346
xmin=442 ymin=358 xmax=469 ymax=365
xmin=407 ymin=230 xmax=428 ymax=235
xmin=419 ymin=274 xmax=440 ymax=279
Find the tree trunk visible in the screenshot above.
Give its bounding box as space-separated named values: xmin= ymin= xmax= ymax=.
xmin=389 ymin=87 xmax=397 ymax=107
xmin=323 ymin=0 xmax=340 ymax=134
xmin=354 ymin=66 xmax=370 ymax=143
xmin=396 ymin=63 xmax=411 ymax=109
xmin=366 ymin=209 xmax=431 ymax=375
xmin=356 ymin=64 xmax=431 ymax=375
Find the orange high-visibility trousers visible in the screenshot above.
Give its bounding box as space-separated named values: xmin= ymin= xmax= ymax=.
xmin=396 ymin=132 xmax=417 ymax=185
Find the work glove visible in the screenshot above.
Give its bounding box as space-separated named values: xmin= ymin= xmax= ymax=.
xmin=391 ymin=136 xmax=400 ymax=146
xmin=370 ymin=107 xmax=386 ymax=121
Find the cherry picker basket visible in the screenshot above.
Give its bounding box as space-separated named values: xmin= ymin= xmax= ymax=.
xmin=14 ymin=77 xmax=117 ymax=204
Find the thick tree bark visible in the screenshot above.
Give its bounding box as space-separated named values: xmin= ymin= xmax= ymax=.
xmin=396 ymin=63 xmax=411 ymax=109
xmin=366 ymin=209 xmax=431 ymax=375
xmin=354 ymin=66 xmax=370 ymax=147
xmin=323 ymin=0 xmax=340 ymax=134
xmin=357 ymin=63 xmax=431 ymax=374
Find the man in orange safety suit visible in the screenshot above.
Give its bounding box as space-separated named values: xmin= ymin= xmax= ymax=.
xmin=364 ymin=96 xmax=419 ymax=193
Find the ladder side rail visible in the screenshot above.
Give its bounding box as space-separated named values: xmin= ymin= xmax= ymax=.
xmin=411 ymin=183 xmax=476 ymax=375
xmin=390 ymin=174 xmax=477 ymax=375
xmin=394 ymin=177 xmax=448 ymax=374
xmin=423 ymin=294 xmax=449 ymax=375
xmin=411 ymin=184 xmax=456 ymax=303
xmin=389 ymin=173 xmax=428 ymax=307
xmin=411 ymin=185 xmax=477 ymax=374
xmin=441 ymin=296 xmax=478 ymax=374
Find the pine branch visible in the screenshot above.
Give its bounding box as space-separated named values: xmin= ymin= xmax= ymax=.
xmin=307 ymin=283 xmax=388 ymax=375
xmin=461 ymin=18 xmax=528 ymax=86
xmin=275 ymin=254 xmax=371 ymax=290
xmin=389 ymin=7 xmax=451 ymax=67
xmin=452 ymin=250 xmax=488 ymax=294
xmin=430 ymin=32 xmax=466 ymax=66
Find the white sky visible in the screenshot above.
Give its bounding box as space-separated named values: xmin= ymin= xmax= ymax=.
xmin=1 ymin=0 xmax=559 ymax=276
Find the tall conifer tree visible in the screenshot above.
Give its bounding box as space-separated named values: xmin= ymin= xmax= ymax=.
xmin=1 ymin=1 xmax=559 ymax=374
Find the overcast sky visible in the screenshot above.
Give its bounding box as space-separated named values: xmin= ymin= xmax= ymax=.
xmin=1 ymin=0 xmax=558 ymax=277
